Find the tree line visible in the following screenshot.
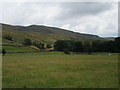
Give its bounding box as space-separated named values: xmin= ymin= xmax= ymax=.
xmin=54 ymin=37 xmax=120 ymax=54
xmin=22 ymin=39 xmax=52 ymax=50
xmin=3 ymin=35 xmax=120 ymax=54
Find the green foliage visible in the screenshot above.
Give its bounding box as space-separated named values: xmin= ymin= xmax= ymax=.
xmin=63 ymin=48 xmax=70 ymax=54
xmin=92 ymin=40 xmax=116 ymax=52
xmin=74 ymin=41 xmax=83 ymax=52
xmin=114 ymin=37 xmax=120 ymax=52
xmin=54 ymin=40 xmax=69 ymax=51
xmin=92 ymin=40 xmax=102 ymax=52
xmin=54 ymin=40 xmax=84 ymax=53
xmin=105 ymin=41 xmax=115 ymax=52
xmin=32 ymin=41 xmax=40 ymax=48
xmin=54 ymin=38 xmax=120 ymax=53
xmin=23 ymin=38 xmax=32 ymax=45
xmin=33 ymin=41 xmax=48 ymax=50
xmin=39 ymin=42 xmax=45 ymax=50
xmin=3 ymin=35 xmax=13 ymax=41
xmin=46 ymin=44 xmax=52 ymax=49
xmin=83 ymin=42 xmax=93 ymax=55
xmin=2 ymin=49 xmax=6 ymax=56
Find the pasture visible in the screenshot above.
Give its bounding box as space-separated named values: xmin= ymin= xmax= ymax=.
xmin=2 ymin=46 xmax=36 ymax=52
xmin=2 ymin=52 xmax=118 ymax=88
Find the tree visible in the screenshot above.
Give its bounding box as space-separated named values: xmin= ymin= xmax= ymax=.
xmin=54 ymin=40 xmax=84 ymax=54
xmin=39 ymin=42 xmax=45 ymax=50
xmin=92 ymin=40 xmax=103 ymax=52
xmin=46 ymin=44 xmax=52 ymax=49
xmin=2 ymin=49 xmax=6 ymax=56
xmin=63 ymin=48 xmax=70 ymax=54
xmin=105 ymin=41 xmax=115 ymax=52
xmin=23 ymin=38 xmax=32 ymax=45
xmin=32 ymin=41 xmax=45 ymax=50
xmin=114 ymin=37 xmax=120 ymax=52
xmin=73 ymin=41 xmax=83 ymax=53
xmin=65 ymin=40 xmax=75 ymax=52
xmin=92 ymin=40 xmax=115 ymax=52
xmin=3 ymin=35 xmax=12 ymax=41
xmin=54 ymin=40 xmax=69 ymax=51
xmin=32 ymin=41 xmax=40 ymax=48
xmin=83 ymin=42 xmax=93 ymax=55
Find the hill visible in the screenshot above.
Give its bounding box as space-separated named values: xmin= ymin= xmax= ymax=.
xmin=103 ymin=37 xmax=116 ymax=41
xmin=1 ymin=23 xmax=104 ymax=45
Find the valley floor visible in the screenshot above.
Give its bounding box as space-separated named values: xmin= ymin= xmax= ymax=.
xmin=2 ymin=52 xmax=118 ymax=88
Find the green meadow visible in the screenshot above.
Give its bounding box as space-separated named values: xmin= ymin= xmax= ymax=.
xmin=2 ymin=46 xmax=36 ymax=52
xmin=2 ymin=52 xmax=118 ymax=88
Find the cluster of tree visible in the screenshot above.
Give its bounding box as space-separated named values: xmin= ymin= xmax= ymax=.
xmin=3 ymin=35 xmax=13 ymax=41
xmin=54 ymin=37 xmax=120 ymax=54
xmin=92 ymin=37 xmax=120 ymax=53
xmin=22 ymin=38 xmax=32 ymax=45
xmin=54 ymin=40 xmax=92 ymax=54
xmin=33 ymin=41 xmax=45 ymax=50
xmin=114 ymin=37 xmax=120 ymax=52
xmin=22 ymin=38 xmax=52 ymax=50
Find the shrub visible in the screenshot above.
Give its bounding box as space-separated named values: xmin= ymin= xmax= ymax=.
xmin=2 ymin=49 xmax=6 ymax=56
xmin=63 ymin=48 xmax=70 ymax=54
xmin=23 ymin=38 xmax=32 ymax=45
xmin=3 ymin=35 xmax=12 ymax=41
xmin=32 ymin=41 xmax=40 ymax=48
xmin=39 ymin=42 xmax=45 ymax=50
xmin=46 ymin=44 xmax=52 ymax=48
xmin=54 ymin=40 xmax=69 ymax=51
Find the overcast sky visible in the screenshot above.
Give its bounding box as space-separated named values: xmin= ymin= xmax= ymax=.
xmin=0 ymin=1 xmax=118 ymax=37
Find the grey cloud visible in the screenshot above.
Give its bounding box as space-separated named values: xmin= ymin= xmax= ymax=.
xmin=1 ymin=2 xmax=117 ymax=37
xmin=56 ymin=2 xmax=113 ymax=20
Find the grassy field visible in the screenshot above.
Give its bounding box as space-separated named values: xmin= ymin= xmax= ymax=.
xmin=2 ymin=46 xmax=36 ymax=52
xmin=2 ymin=52 xmax=118 ymax=88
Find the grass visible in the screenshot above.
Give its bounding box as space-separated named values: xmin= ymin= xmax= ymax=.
xmin=2 ymin=52 xmax=118 ymax=88
xmin=2 ymin=30 xmax=72 ymax=45
xmin=2 ymin=46 xmax=36 ymax=52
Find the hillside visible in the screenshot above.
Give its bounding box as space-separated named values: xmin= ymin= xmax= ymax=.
xmin=103 ymin=37 xmax=116 ymax=41
xmin=1 ymin=23 xmax=104 ymax=45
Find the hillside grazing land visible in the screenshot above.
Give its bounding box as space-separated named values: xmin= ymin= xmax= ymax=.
xmin=2 ymin=52 xmax=118 ymax=88
xmin=2 ymin=46 xmax=36 ymax=53
xmin=1 ymin=23 xmax=105 ymax=45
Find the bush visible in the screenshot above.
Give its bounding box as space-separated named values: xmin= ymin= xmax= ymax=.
xmin=46 ymin=44 xmax=52 ymax=48
xmin=73 ymin=41 xmax=83 ymax=53
xmin=54 ymin=40 xmax=69 ymax=51
xmin=4 ymin=35 xmax=12 ymax=41
xmin=23 ymin=38 xmax=32 ymax=45
xmin=32 ymin=41 xmax=40 ymax=48
xmin=114 ymin=37 xmax=120 ymax=52
xmin=83 ymin=42 xmax=93 ymax=55
xmin=63 ymin=48 xmax=70 ymax=54
xmin=2 ymin=49 xmax=6 ymax=56
xmin=39 ymin=42 xmax=45 ymax=50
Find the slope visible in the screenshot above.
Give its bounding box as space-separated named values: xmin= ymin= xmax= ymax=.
xmin=1 ymin=23 xmax=104 ymax=45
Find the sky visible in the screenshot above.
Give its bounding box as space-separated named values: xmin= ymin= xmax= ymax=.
xmin=0 ymin=0 xmax=118 ymax=37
